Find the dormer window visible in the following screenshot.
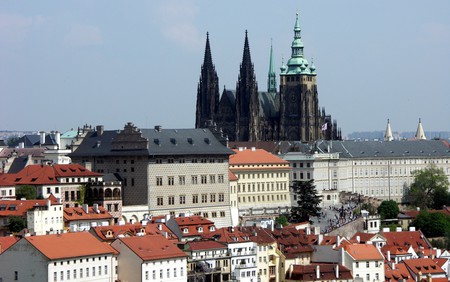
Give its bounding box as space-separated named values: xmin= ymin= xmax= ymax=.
xmin=183 ymin=228 xmax=189 ymax=234
xmin=197 ymin=227 xmax=203 ymax=233
xmin=209 ymin=226 xmax=215 ymax=232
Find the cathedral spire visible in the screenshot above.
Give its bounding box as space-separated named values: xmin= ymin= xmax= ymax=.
xmin=267 ymin=40 xmax=277 ymax=93
xmin=384 ymin=119 xmax=394 ymax=141
xmin=415 ymin=118 xmax=426 ymax=140
xmin=286 ymin=13 xmax=310 ymax=74
xmin=203 ymin=32 xmax=213 ymax=68
xmin=242 ymin=30 xmax=252 ymax=68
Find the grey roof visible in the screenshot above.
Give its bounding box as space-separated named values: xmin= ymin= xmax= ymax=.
xmin=259 ymin=92 xmax=279 ymax=118
xmin=70 ymin=127 xmax=233 ymax=157
xmin=8 ymin=134 xmax=58 ymax=148
xmin=315 ymin=139 xmax=450 ymax=159
xmin=8 ymin=156 xmax=29 ymax=173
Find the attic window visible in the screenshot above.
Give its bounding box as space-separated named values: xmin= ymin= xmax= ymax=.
xmin=183 ymin=228 xmax=188 ymax=234
xmin=170 ymin=138 xmax=177 ymax=145
xmin=197 ymin=227 xmax=203 ymax=233
xmin=209 ymin=226 xmax=215 ymax=232
xmin=0 ymin=204 xmax=6 ymax=211
xmin=187 ymin=138 xmax=193 ymax=145
xmin=31 ymin=177 xmax=38 ymax=182
xmin=204 ymin=138 xmax=210 ymax=144
xmin=8 ymin=204 xmax=16 ymax=211
xmin=154 ymin=139 xmax=160 ymax=145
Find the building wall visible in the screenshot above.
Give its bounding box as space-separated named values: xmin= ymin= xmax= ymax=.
xmin=228 ymin=241 xmax=258 ymax=282
xmin=27 ymin=201 xmax=64 ymax=235
xmin=147 ymin=159 xmax=232 ymax=228
xmin=342 ymin=251 xmax=384 ymax=282
xmin=229 ymin=178 xmax=239 ymax=226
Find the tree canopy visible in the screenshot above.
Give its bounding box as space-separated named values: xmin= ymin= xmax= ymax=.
xmin=15 ymin=185 xmax=37 ymax=200
xmin=289 ymin=180 xmax=322 ymax=224
xmin=409 ymin=165 xmax=450 ymax=209
xmin=7 ymin=216 xmax=26 ymax=233
xmin=377 ymin=200 xmax=400 ymax=220
xmin=410 ymin=211 xmax=450 ymax=238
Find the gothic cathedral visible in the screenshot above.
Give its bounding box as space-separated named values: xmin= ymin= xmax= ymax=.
xmin=195 ymin=14 xmax=341 ymax=142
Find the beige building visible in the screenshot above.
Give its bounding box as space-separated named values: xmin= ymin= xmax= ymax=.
xmin=229 ymin=148 xmax=291 ymax=220
xmin=70 ymin=123 xmax=234 ymax=227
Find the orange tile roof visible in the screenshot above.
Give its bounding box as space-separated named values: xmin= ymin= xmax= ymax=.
xmin=344 ymin=244 xmax=384 ymax=260
xmin=403 ymin=258 xmax=446 ymax=275
xmin=350 ymin=232 xmax=381 ymax=243
xmin=117 ymin=235 xmax=187 ymax=261
xmin=0 ymin=198 xmax=59 ymax=217
xmin=229 ymin=148 xmax=289 ymax=166
xmin=25 ymin=232 xmax=116 ymax=260
xmin=287 ymin=263 xmax=353 ymax=281
xmin=0 ymin=236 xmax=19 ymax=254
xmin=381 ymin=245 xmax=410 ymax=258
xmin=90 ymin=223 xmax=177 ymax=242
xmin=175 ymin=216 xmax=215 ymax=237
xmin=12 ymin=163 xmax=101 ymax=185
xmin=63 ymin=206 xmax=112 ymax=222
xmin=385 ymin=262 xmax=415 ymax=282
xmin=205 ymin=226 xmax=254 ymax=243
xmin=0 ymin=174 xmax=14 ymax=186
xmin=185 ymin=239 xmax=227 ymax=251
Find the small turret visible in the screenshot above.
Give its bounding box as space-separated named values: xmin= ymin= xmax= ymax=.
xmin=415 ymin=118 xmax=426 ymax=140
xmin=384 ymin=119 xmax=394 ymax=141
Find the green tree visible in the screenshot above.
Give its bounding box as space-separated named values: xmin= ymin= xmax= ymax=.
xmin=76 ymin=185 xmax=87 ymax=205
xmin=377 ymin=200 xmax=400 ymax=220
xmin=7 ymin=216 xmax=26 ymax=233
xmin=411 ymin=211 xmax=450 ymax=237
xmin=275 ymin=215 xmax=289 ymax=227
xmin=6 ymin=135 xmax=20 ymax=147
xmin=290 ymin=180 xmax=322 ymax=224
xmin=409 ymin=165 xmax=449 ymax=209
xmin=15 ymin=185 xmax=36 ymax=200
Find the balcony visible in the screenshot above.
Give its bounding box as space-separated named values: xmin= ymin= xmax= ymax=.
xmin=234 ymin=263 xmax=256 ymax=269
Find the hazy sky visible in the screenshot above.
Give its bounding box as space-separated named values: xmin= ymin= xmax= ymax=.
xmin=1 ymin=1 xmax=449 ymax=137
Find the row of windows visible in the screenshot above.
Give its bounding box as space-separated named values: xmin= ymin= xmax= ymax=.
xmin=155 ymin=158 xmax=224 ymax=164
xmin=293 ymin=172 xmax=311 ymax=180
xmin=144 ymin=267 xmax=184 ymax=280
xmin=0 ymin=189 xmax=14 ymax=196
xmin=156 ymin=175 xmax=225 ymax=186
xmin=53 ymin=265 xmax=108 ymax=281
xmin=235 ymin=172 xmax=288 ymax=179
xmin=237 ymin=182 xmax=288 ymax=193
xmin=238 ymin=194 xmax=288 ymax=203
xmin=156 ymin=193 xmax=225 ymax=206
xmin=292 ymin=162 xmax=312 ymax=168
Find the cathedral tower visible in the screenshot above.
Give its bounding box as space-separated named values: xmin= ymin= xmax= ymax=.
xmin=279 ymin=13 xmax=322 ymax=142
xmin=235 ymin=31 xmax=260 ymax=141
xmin=195 ymin=32 xmax=220 ymax=129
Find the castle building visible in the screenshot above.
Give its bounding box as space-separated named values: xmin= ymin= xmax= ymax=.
xmin=195 ymin=14 xmax=341 ymax=142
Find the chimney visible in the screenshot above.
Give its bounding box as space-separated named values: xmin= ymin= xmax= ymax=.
xmin=305 ymin=227 xmax=311 ymax=235
xmin=392 ymin=262 xmax=396 ymax=270
xmin=336 ymin=235 xmax=341 ymax=247
xmin=157 ymin=224 xmax=162 ymax=231
xmin=316 ymin=265 xmax=320 ymax=279
xmin=165 ymin=214 xmax=171 ymax=222
xmin=39 ymin=131 xmax=45 ymax=145
xmin=93 ymin=203 xmax=99 ymax=213
xmin=96 ymin=125 xmax=104 ymax=136
xmin=154 ymin=125 xmax=162 ymax=132
xmin=417 ymin=207 xmax=420 ymax=211
xmin=437 ymin=248 xmax=442 ymax=258
xmin=19 ymin=142 xmax=24 ymax=149
xmin=387 ymin=250 xmax=391 ymax=262
xmin=83 ymin=204 xmax=89 ymax=214
xmin=289 ymin=264 xmax=294 ymax=279
xmin=418 ymin=271 xmax=422 ymax=282
xmin=318 ymin=234 xmax=323 ymax=245
xmin=84 ymin=162 xmax=92 ymax=171
xmin=335 ymin=264 xmax=339 ymax=279
xmin=427 ymin=273 xmax=432 ymax=282
xmin=251 ymin=147 xmax=256 ymax=151
xmin=396 ymin=227 xmax=402 ymax=232
xmin=314 ymin=226 xmax=320 ymax=235
xmin=55 ymin=131 xmax=61 ymax=148
xmin=47 ymin=199 xmax=51 ymax=209
xmin=409 ymin=226 xmax=416 ymax=232
xmin=356 ymin=235 xmax=360 ymax=243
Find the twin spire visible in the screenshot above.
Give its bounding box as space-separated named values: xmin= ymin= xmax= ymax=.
xmin=384 ymin=119 xmax=427 ymax=141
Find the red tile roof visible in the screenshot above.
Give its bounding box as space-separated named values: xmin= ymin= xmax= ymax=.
xmin=238 ymin=226 xmax=276 ymax=244
xmin=350 ymin=232 xmax=381 ymax=243
xmin=90 ymin=223 xmax=177 ymax=242
xmin=0 ymin=174 xmax=14 ymax=186
xmin=344 ymin=244 xmax=384 ymax=260
xmin=381 ymin=231 xmax=431 ymax=251
xmin=12 ymin=164 xmax=101 ymax=185
xmin=185 ymin=239 xmax=227 ymax=251
xmin=175 ymin=216 xmax=215 ymax=237
xmin=286 ymin=264 xmax=353 ymax=281
xmin=0 ymin=236 xmax=19 ymax=254
xmin=403 ymin=258 xmax=446 ymax=275
xmin=0 ymin=198 xmax=59 ymax=217
xmin=229 ymin=170 xmax=238 ymax=181
xmin=205 ymin=226 xmax=253 ymax=243
xmin=25 ymin=232 xmax=116 ymax=260
xmin=229 ymin=148 xmax=289 ymax=166
xmin=385 ymin=262 xmax=415 ymax=282
xmin=63 ymin=206 xmax=112 ymax=222
xmin=116 ymin=235 xmax=187 ymax=261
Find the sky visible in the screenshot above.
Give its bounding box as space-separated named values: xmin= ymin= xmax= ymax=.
xmin=1 ymin=1 xmax=450 ymax=137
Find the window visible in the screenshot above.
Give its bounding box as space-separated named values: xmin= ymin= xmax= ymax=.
xmin=54 ymin=272 xmax=57 ymax=281
xmin=201 ymin=194 xmax=207 ymax=203
xmin=218 ymin=193 xmax=224 ymax=202
xmin=366 ymin=274 xmax=370 ymax=281
xmin=145 ymin=271 xmax=149 ymax=280
xmin=179 ymin=176 xmax=185 ymax=185
xmin=98 ymin=266 xmax=101 ymax=276
xmin=193 ymin=194 xmax=198 ymax=204
xmin=376 ymin=273 xmax=379 ymax=280
xmin=191 ymin=175 xmax=198 ymax=184
xmin=210 ymin=193 xmax=216 ymax=202
xmin=201 ymin=175 xmax=207 ymax=184
xmin=104 ymin=265 xmax=107 ymax=275
xmin=181 ymin=267 xmax=184 ymax=276
xmin=356 ymin=262 xmax=359 ymax=268
xmin=156 ymin=177 xmax=163 ymax=186
xmin=67 ymin=270 xmax=70 ymax=280
xmin=47 ymin=187 xmax=51 ymax=194
xmin=167 ymin=268 xmax=170 ymax=278
xmin=73 ymin=269 xmax=77 ymax=279
xmin=152 ymin=270 xmax=156 ymax=280
xmin=220 ymin=211 xmax=225 ymax=217
xmin=157 ymin=197 xmax=163 ymax=206
xmin=210 ymin=175 xmax=215 ymax=184
xmin=212 ymin=212 xmax=217 ymax=217
xmin=80 ymin=268 xmax=83 ymax=278
xmin=168 ymin=196 xmax=175 ymax=205
xmin=92 ymin=266 xmax=95 ymax=276
xmin=60 ymin=271 xmax=63 ymax=281
xmin=168 ymin=176 xmax=174 ymax=186
xmin=366 ymin=261 xmax=369 ymax=268
xmin=179 ymin=195 xmax=186 ymax=204
xmin=160 ymin=269 xmax=163 ymax=279
xmin=174 ymin=268 xmax=177 ymax=277
xmin=218 ymin=175 xmax=224 ymax=183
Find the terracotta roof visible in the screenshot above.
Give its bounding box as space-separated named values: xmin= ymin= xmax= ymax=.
xmin=0 ymin=174 xmax=14 ymax=186
xmin=0 ymin=198 xmax=59 ymax=217
xmin=229 ymin=148 xmax=289 ymax=166
xmin=25 ymin=232 xmax=116 ymax=260
xmin=381 ymin=245 xmax=411 ymax=259
xmin=385 ymin=262 xmax=415 ymax=282
xmin=12 ymin=163 xmax=101 ymax=185
xmin=229 ymin=170 xmax=238 ymax=181
xmin=381 ymin=231 xmax=431 ymax=251
xmin=238 ymin=226 xmax=276 ymax=244
xmin=205 ymin=226 xmax=253 ymax=243
xmin=0 ymin=236 xmax=19 ymax=254
xmin=403 ymin=258 xmax=446 ymax=275
xmin=63 ymin=206 xmax=112 ymax=222
xmin=344 ymin=244 xmax=384 ymax=260
xmin=433 ymin=258 xmax=448 ymax=268
xmin=401 ymin=209 xmax=450 ymax=219
xmin=350 ymin=232 xmax=381 ymax=243
xmin=116 ymin=235 xmax=187 ymax=261
xmin=90 ymin=222 xmax=177 ymax=242
xmin=175 ymin=216 xmax=215 ymax=237
xmin=185 ymin=239 xmax=227 ymax=251
xmin=286 ymin=264 xmax=353 ymax=281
